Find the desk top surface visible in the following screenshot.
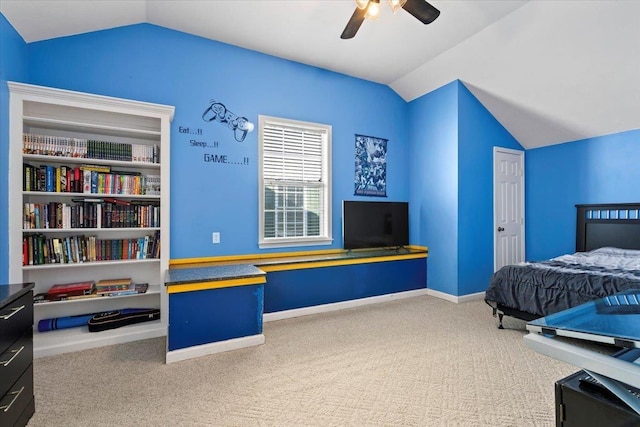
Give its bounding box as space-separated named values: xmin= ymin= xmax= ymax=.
xmin=165 ymin=264 xmax=266 ymax=286
xmin=165 ymin=247 xmax=426 ymax=286
xmin=0 ymin=282 xmax=35 ymax=307
xmin=527 ymin=290 xmax=640 ymax=347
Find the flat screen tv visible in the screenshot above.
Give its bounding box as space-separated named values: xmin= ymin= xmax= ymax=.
xmin=342 ymin=201 xmax=409 ymax=250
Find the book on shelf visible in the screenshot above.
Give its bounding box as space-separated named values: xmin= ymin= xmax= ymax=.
xmin=23 ymin=165 xmax=155 ymax=197
xmin=96 ymin=278 xmax=132 ymax=289
xmin=80 ymin=164 xmax=111 ymax=173
xmin=96 ymin=282 xmax=149 ymax=296
xmin=23 ymin=133 xmax=160 ymax=164
xmin=22 ymin=233 xmax=160 ymax=265
xmin=45 ymin=165 xmax=54 ymax=192
xmin=47 ymin=280 xmax=95 ymax=297
xmin=37 ymin=165 xmax=45 ymax=192
xmin=23 ymin=163 xmax=33 ymax=191
xmin=103 ymin=197 xmax=131 ymax=206
xmin=40 ymin=293 xmax=102 ymax=302
xmin=34 ymin=283 xmax=148 ymax=303
xmin=143 ymin=175 xmax=161 ymax=195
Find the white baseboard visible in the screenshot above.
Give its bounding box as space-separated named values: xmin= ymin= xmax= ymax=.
xmin=263 ymin=288 xmax=429 ymax=323
xmin=34 ymin=324 xmax=167 ymax=359
xmin=165 ymin=334 xmax=265 ymax=364
xmin=426 ymin=289 xmax=486 ymax=304
xmin=457 ymin=291 xmax=486 ymax=303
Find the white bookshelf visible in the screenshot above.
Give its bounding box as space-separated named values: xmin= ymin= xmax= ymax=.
xmin=8 ymin=82 xmax=174 ymax=358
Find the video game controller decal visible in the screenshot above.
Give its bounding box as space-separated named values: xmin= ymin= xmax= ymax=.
xmin=202 ymin=100 xmax=255 ymax=142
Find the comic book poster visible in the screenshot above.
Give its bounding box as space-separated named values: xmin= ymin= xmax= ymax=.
xmin=354 ymin=134 xmax=387 ymax=197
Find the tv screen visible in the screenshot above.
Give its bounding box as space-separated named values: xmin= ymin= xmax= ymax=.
xmin=342 ymin=201 xmax=409 ymax=250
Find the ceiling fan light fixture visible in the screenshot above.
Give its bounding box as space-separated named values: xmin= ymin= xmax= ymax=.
xmin=388 ymin=0 xmax=407 ymax=14
xmin=364 ymin=0 xmax=381 ymax=20
xmin=355 ymin=0 xmax=369 ymax=10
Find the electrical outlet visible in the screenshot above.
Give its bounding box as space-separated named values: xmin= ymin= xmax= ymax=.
xmin=212 ymin=232 xmax=220 ymax=244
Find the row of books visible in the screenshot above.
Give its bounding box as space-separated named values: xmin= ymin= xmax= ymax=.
xmin=23 ymin=163 xmax=160 ymax=196
xmin=23 ymin=231 xmax=160 ymax=266
xmin=23 ymin=200 xmax=160 ymax=229
xmin=34 ymin=279 xmax=149 ymax=303
xmin=23 ymin=133 xmax=159 ymax=164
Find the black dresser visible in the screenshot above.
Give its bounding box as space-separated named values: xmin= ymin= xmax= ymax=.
xmin=555 ymin=348 xmax=640 ymax=427
xmin=0 ymin=283 xmax=35 ymax=427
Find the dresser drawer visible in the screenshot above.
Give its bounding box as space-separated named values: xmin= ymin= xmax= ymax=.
xmin=0 ymin=330 xmax=33 ymax=399
xmin=0 ymin=293 xmax=33 ymax=355
xmin=0 ymin=363 xmax=33 ymax=427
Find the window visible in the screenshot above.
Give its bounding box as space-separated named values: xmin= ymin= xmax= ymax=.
xmin=258 ymin=115 xmax=332 ymax=248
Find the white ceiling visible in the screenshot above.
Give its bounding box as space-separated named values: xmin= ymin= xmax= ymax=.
xmin=2 ymin=0 xmax=639 ymax=149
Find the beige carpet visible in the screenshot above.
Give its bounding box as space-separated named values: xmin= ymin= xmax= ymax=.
xmin=28 ymin=296 xmax=595 ymax=426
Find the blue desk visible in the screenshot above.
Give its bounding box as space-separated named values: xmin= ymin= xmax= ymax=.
xmin=164 ymin=265 xmax=266 ymax=363
xmin=164 ymin=248 xmax=427 ymax=363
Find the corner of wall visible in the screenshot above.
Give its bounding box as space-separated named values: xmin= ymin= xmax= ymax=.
xmin=0 ymin=12 xmax=28 ymax=283
xmin=456 ymin=81 xmax=522 ymax=296
xmin=407 ymin=80 xmax=459 ymax=296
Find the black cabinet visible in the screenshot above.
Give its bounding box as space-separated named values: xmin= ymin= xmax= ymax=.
xmin=555 ymin=348 xmax=640 ymax=427
xmin=0 ymin=283 xmax=35 ymax=427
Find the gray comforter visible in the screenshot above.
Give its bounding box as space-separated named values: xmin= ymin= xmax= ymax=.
xmin=485 ymin=247 xmax=640 ymax=317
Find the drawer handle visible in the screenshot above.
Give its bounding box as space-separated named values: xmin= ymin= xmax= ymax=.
xmin=1 ymin=346 xmax=25 ymax=367
xmin=0 ymin=386 xmax=24 ymax=413
xmin=0 ymin=305 xmax=25 ymax=320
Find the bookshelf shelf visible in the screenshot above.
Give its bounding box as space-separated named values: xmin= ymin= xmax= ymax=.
xmin=22 ymin=227 xmax=161 ymax=233
xmin=9 ymin=81 xmax=174 ymax=358
xmin=33 ymin=284 xmax=162 ymax=307
xmin=23 ymin=191 xmax=160 ymax=199
xmin=33 ymin=319 xmax=165 ymax=358
xmin=22 ymin=258 xmax=161 ymax=271
xmin=23 ymin=154 xmax=161 ymax=171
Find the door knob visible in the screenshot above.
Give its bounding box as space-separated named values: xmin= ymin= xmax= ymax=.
xmin=497 ymin=227 xmax=505 ymax=232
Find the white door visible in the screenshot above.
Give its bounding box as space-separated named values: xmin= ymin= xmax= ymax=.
xmin=494 ymin=147 xmax=525 ymax=271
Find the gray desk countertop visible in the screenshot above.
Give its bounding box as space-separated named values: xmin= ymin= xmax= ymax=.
xmin=165 ymin=264 xmax=266 ymax=286
xmin=165 ymin=247 xmax=426 ymax=286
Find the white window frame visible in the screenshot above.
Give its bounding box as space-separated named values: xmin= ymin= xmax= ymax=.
xmin=258 ymin=115 xmax=332 ymax=248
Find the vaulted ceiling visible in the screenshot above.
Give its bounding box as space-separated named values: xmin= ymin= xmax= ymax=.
xmin=2 ymin=0 xmax=638 ymax=149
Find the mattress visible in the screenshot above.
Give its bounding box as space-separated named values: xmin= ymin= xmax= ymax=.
xmin=485 ymin=247 xmax=640 ymax=318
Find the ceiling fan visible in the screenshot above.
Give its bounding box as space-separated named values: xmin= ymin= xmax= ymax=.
xmin=341 ymin=0 xmax=440 ymax=39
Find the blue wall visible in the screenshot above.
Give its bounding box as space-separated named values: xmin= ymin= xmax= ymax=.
xmin=458 ymin=82 xmax=522 ymax=295
xmin=4 ymin=13 xmax=640 ymax=297
xmin=408 ymin=81 xmax=523 ymax=297
xmin=526 ymin=129 xmax=640 ymax=261
xmin=0 ymin=15 xmax=28 ymax=283
xmin=23 ymin=23 xmax=410 ymax=259
xmin=408 ymin=81 xmax=459 ymax=295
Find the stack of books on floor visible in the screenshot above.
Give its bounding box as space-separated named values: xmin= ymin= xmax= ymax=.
xmin=34 ymin=278 xmax=148 ymax=303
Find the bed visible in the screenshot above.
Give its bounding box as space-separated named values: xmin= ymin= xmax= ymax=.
xmin=486 ymin=203 xmax=640 ymax=328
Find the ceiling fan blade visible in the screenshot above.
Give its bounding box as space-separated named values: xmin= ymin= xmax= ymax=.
xmin=402 ymin=0 xmax=440 ymax=24
xmin=341 ymin=7 xmax=367 ymax=39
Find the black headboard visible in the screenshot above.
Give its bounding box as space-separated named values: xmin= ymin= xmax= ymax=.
xmin=576 ymin=203 xmax=640 ymax=252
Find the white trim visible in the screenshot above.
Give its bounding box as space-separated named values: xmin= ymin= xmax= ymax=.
xmin=34 ymin=325 xmax=166 ymax=358
xmin=9 ymin=81 xmax=173 ymax=358
xmin=456 ymin=291 xmax=486 ymax=303
xmin=427 ymin=289 xmax=486 ymax=304
xmin=165 ymin=334 xmax=265 ymax=364
xmin=493 ymin=146 xmax=525 ymax=272
xmin=259 ymin=237 xmax=333 ymax=249
xmin=263 ymin=289 xmax=428 ymax=322
xmin=258 ymin=115 xmax=332 ymax=248
xmin=7 ymin=82 xmax=175 ymax=119
xmin=524 ymin=333 xmax=640 ymax=390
